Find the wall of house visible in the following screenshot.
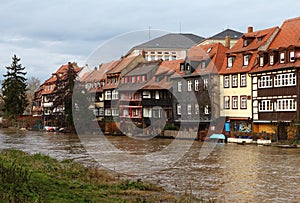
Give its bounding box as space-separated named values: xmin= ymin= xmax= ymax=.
xmin=220 ymin=74 xmax=252 ymax=118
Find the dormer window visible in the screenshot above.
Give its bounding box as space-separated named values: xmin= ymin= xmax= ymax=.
xmin=201 ymin=61 xmax=206 ymax=69
xmin=270 ymin=55 xmax=274 ymax=65
xmin=243 ymin=55 xmax=250 ymax=66
xmin=280 ymin=52 xmax=285 ymax=64
xmin=290 ymin=51 xmax=295 ymax=62
xmin=259 ymin=56 xmax=264 ymax=67
xmin=227 ymin=57 xmax=234 ymax=68
xmin=180 ymin=64 xmax=185 ymax=71
xmin=243 ymin=39 xmax=248 ymax=47
xmin=206 ymin=47 xmax=212 ymax=53
xmin=186 ymin=63 xmax=191 ymax=71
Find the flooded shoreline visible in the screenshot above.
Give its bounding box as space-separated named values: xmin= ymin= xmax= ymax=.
xmin=0 ymin=128 xmax=299 ymax=202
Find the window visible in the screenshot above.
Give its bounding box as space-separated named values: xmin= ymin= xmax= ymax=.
xmin=177 ymin=81 xmax=182 ymax=92
xmin=224 ymin=96 xmax=230 ymax=109
xmin=258 ymin=76 xmax=272 ymax=88
xmin=206 ymin=47 xmax=212 ymax=53
xmin=227 ymin=57 xmax=234 ymax=68
xmin=143 ymin=91 xmax=151 ymax=99
xmin=131 ymin=76 xmax=136 ymax=83
xmin=243 ymin=39 xmax=248 ymax=47
xmin=153 ymin=108 xmax=161 ymax=118
xmin=195 ymin=80 xmax=199 ymax=91
xmin=180 ymin=64 xmax=185 ymax=71
xmin=276 ymin=99 xmax=296 ymax=111
xmin=177 ymin=104 xmax=181 ymax=115
xmin=241 ymin=96 xmax=247 ymax=109
xmin=195 ymin=104 xmax=199 ymax=115
xmin=259 ymin=100 xmax=273 ymax=112
xmin=224 ymin=75 xmax=229 ymax=88
xmin=274 ymin=73 xmax=296 ymax=87
xmin=187 ymin=81 xmax=192 ymax=91
xmin=143 ymin=108 xmax=152 ymax=118
xmin=187 ymin=104 xmax=192 ymax=115
xmin=259 ymin=56 xmax=264 ymax=67
xmin=105 ymin=108 xmax=112 ymax=116
xmin=243 ymin=55 xmax=250 ymax=66
xmin=132 ymin=109 xmax=141 ymax=117
xmin=204 ymin=105 xmax=209 ymax=115
xmin=232 ymin=75 xmax=238 ymax=87
xmin=240 ymin=74 xmax=246 ymax=87
xmin=290 ymin=51 xmax=295 ymax=62
xmin=201 ymin=61 xmax=206 ymax=69
xmin=111 ymin=108 xmax=119 ymax=116
xmin=232 ymin=96 xmax=238 ymax=109
xmin=105 ymin=91 xmax=111 ymax=100
xmin=280 ymin=52 xmax=285 ymax=63
xmin=270 ymin=55 xmax=274 ymax=65
xmin=112 ymin=90 xmax=119 ymax=100
xmin=186 ymin=64 xmax=191 ymax=71
xmin=203 ymin=78 xmax=208 ymax=89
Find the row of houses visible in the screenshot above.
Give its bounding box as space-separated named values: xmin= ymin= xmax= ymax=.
xmin=33 ymin=17 xmax=300 ymax=139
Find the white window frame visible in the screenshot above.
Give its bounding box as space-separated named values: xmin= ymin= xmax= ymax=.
xmin=259 ymin=100 xmax=273 ymax=112
xmin=204 ymin=105 xmax=209 ymax=115
xmin=243 ymin=55 xmax=250 ymax=66
xmin=195 ymin=80 xmax=199 ymax=91
xmin=105 ymin=108 xmax=112 ymax=116
xmin=195 ymin=104 xmax=199 ymax=115
xmin=232 ymin=96 xmax=238 ymax=109
xmin=187 ymin=81 xmax=192 ymax=91
xmin=111 ymin=108 xmax=119 ymax=116
xmin=232 ymin=75 xmax=238 ymax=87
xmin=203 ymin=78 xmax=208 ymax=90
xmin=228 ymin=57 xmax=234 ymax=68
xmin=290 ymin=51 xmax=295 ymax=62
xmin=152 ymin=107 xmax=161 ymax=118
xmin=275 ymin=99 xmax=296 ymax=111
xmin=224 ymin=96 xmax=230 ymax=109
xmin=259 ymin=56 xmax=264 ymax=67
xmin=177 ymin=104 xmax=181 ymax=115
xmin=274 ymin=73 xmax=296 ymax=87
xmin=241 ymin=96 xmax=247 ymax=109
xmin=224 ymin=75 xmax=229 ymax=88
xmin=280 ymin=52 xmax=285 ymax=64
xmin=105 ymin=91 xmax=112 ymax=100
xmin=177 ymin=81 xmax=182 ymax=92
xmin=240 ymin=74 xmax=246 ymax=87
xmin=270 ymin=55 xmax=274 ymax=65
xmin=258 ymin=76 xmax=272 ymax=88
xmin=112 ymin=90 xmax=119 ymax=100
xmin=187 ymin=104 xmax=192 ymax=115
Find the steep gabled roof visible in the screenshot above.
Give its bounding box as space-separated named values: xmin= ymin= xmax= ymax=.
xmin=107 ymin=55 xmax=141 ymax=74
xmin=219 ymin=27 xmax=279 ymax=75
xmin=269 ymin=17 xmax=300 ymax=49
xmin=133 ymin=33 xmax=205 ymax=50
xmin=228 ymin=27 xmax=279 ymax=53
xmin=209 ymin=29 xmax=243 ymax=40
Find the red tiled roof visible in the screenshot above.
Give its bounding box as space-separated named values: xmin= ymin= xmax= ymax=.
xmin=219 ymin=27 xmax=279 ymax=75
xmin=107 ymin=55 xmax=138 ymax=74
xmin=142 ymin=59 xmax=183 ymax=90
xmin=229 ymin=27 xmax=278 ymax=53
xmin=269 ymin=17 xmax=300 ymax=49
xmin=191 ymin=43 xmax=228 ymax=75
xmin=250 ymin=17 xmax=300 ymax=74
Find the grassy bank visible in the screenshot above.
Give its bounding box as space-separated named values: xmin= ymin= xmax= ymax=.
xmin=0 ymin=149 xmax=193 ymax=203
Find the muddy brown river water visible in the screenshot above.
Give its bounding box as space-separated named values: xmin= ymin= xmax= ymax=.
xmin=0 ymin=129 xmax=299 ymax=202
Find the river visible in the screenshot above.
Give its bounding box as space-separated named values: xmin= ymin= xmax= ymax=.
xmin=0 ymin=128 xmax=299 ymax=202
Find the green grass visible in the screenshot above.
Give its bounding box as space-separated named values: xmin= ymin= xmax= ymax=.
xmin=0 ymin=149 xmax=184 ymax=203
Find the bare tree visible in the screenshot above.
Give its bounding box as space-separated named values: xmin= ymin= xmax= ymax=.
xmin=25 ymin=77 xmax=41 ymax=115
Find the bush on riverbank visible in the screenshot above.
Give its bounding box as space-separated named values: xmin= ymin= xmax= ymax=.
xmin=0 ymin=150 xmax=184 ymax=203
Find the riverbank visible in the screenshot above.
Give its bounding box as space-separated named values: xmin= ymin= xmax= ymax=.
xmin=0 ymin=149 xmax=200 ymax=203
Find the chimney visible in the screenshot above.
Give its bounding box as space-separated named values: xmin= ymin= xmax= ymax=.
xmin=94 ymin=67 xmax=97 ymax=71
xmin=248 ymin=26 xmax=253 ymax=33
xmin=225 ymin=35 xmax=231 ymax=48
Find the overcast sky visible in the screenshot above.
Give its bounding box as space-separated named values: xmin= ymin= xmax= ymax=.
xmin=0 ymin=0 xmax=299 ymax=82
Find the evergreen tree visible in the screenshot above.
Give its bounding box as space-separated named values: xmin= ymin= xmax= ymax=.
xmin=2 ymin=55 xmax=28 ymax=118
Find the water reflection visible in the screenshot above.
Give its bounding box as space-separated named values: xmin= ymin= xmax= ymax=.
xmin=0 ymin=129 xmax=299 ymax=202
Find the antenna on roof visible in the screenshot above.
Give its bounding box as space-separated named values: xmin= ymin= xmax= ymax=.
xmin=179 ymin=22 xmax=182 ymax=34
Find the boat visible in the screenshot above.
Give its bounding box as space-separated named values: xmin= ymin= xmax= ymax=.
xmin=276 ymin=144 xmax=297 ymax=148
xmin=257 ymin=139 xmax=272 ymax=145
